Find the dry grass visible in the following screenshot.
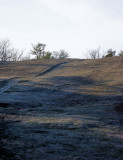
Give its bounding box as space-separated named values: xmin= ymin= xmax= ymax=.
xmin=53 ymin=56 xmax=123 ymax=85
xmin=0 ymin=59 xmax=68 ymax=79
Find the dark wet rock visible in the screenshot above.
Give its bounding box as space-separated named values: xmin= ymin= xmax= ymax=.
xmin=114 ymin=102 xmax=123 ymax=114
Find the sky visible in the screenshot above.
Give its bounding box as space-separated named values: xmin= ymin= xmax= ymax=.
xmin=0 ymin=0 xmax=123 ymax=58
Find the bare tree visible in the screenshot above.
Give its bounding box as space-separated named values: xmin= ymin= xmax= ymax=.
xmin=10 ymin=49 xmax=25 ymax=61
xmin=86 ymin=47 xmax=101 ymax=59
xmin=0 ymin=38 xmax=24 ymax=61
xmin=0 ymin=39 xmax=11 ymax=61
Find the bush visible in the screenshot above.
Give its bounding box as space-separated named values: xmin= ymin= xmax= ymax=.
xmin=105 ymin=49 xmax=116 ymax=57
xmin=52 ymin=49 xmax=69 ymax=59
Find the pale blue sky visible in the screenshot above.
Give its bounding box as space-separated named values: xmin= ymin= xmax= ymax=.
xmin=0 ymin=0 xmax=123 ymax=58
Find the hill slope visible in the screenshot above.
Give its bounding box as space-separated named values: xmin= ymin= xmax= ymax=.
xmin=0 ymin=57 xmax=123 ymax=160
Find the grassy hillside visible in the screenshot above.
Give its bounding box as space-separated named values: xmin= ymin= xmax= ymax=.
xmin=0 ymin=59 xmax=68 ymax=78
xmin=0 ymin=56 xmax=123 ymax=160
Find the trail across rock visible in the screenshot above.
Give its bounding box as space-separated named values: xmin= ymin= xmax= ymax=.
xmin=36 ymin=62 xmax=68 ymax=76
xmin=0 ymin=79 xmax=17 ymax=95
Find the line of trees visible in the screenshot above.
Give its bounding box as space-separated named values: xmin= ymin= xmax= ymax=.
xmin=0 ymin=38 xmax=123 ymax=62
xmin=30 ymin=42 xmax=69 ymax=60
xmin=86 ymin=47 xmax=123 ymax=59
xmin=0 ymin=39 xmax=69 ymax=61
